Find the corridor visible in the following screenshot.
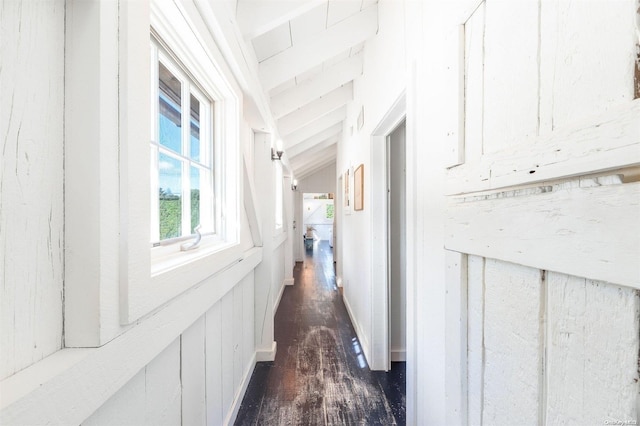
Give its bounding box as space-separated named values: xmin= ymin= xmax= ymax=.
xmin=235 ymin=241 xmax=406 ymax=425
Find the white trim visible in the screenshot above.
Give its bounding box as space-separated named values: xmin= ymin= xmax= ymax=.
xmin=121 ymin=0 xmax=243 ymax=324
xmin=390 ymin=350 xmax=406 ymax=362
xmin=370 ymin=91 xmax=407 ymax=371
xmin=0 ymin=248 xmax=262 ymax=425
xmin=342 ymin=292 xmax=371 ymax=367
xmin=225 ymin=352 xmax=256 ymax=426
xmin=255 ymin=342 xmax=277 ymax=362
xmin=274 ymin=279 xmax=287 ymax=312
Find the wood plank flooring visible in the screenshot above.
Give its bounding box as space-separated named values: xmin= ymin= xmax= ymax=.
xmin=235 ymin=241 xmax=406 ymax=425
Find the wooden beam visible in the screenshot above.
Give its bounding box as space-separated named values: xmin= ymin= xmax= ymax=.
xmin=278 ymin=84 xmax=353 ymax=136
xmin=285 ymin=122 xmax=342 ymax=151
xmin=237 ymin=0 xmax=326 ymax=41
xmin=445 ymin=179 xmax=640 ymax=288
xmin=283 ymin=107 xmax=345 ymax=149
xmin=291 ymin=145 xmax=337 ymax=171
xmin=295 ymin=156 xmax=337 ymax=180
xmin=270 ymin=59 xmax=360 ymax=118
xmin=289 ymin=134 xmax=339 ymax=159
xmin=259 ymin=5 xmax=377 ymax=91
xmin=242 ymin=157 xmax=262 ymax=246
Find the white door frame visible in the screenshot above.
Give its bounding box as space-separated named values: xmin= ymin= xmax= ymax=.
xmin=370 ymin=91 xmax=406 ymax=371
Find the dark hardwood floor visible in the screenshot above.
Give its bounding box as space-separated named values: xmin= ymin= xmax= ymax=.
xmin=235 ymin=240 xmax=406 ymax=425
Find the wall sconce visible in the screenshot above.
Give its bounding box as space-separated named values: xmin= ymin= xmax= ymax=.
xmin=291 ymin=179 xmax=298 ymax=191
xmin=271 ymin=147 xmax=283 ymax=161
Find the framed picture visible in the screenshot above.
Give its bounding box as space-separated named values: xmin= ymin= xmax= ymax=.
xmin=354 ymin=164 xmax=364 ymax=211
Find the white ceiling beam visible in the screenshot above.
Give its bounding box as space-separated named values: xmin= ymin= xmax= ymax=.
xmin=294 ymin=156 xmax=337 ymax=180
xmin=292 ymin=145 xmax=336 ymax=171
xmin=236 ymin=0 xmax=326 ymax=40
xmin=278 ymin=84 xmax=353 ymax=136
xmin=259 ymin=5 xmax=377 ymax=91
xmin=283 ymin=107 xmax=345 ymax=149
xmin=289 ymin=133 xmax=339 ymax=159
xmin=290 ymin=139 xmax=338 ymax=169
xmin=271 ymin=58 xmax=360 ymax=118
xmin=285 ymin=122 xmax=342 ymax=155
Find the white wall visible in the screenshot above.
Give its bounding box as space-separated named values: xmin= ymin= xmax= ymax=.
xmin=337 ymin=0 xmax=640 ymax=424
xmin=0 ymin=0 xmax=65 ymax=381
xmin=0 ymin=1 xmax=293 ymax=424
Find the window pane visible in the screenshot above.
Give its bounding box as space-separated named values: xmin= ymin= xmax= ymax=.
xmin=190 ymin=94 xmax=200 ymax=162
xmin=158 ymin=153 xmax=182 ymax=239
xmin=190 ymin=166 xmax=200 ymax=234
xmin=158 ymin=63 xmax=182 ymax=154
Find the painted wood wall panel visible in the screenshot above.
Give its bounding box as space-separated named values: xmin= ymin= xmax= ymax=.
xmin=181 ymin=316 xmax=206 ymax=426
xmin=221 ymin=291 xmax=235 ymax=416
xmin=463 ymin=2 xmax=484 ymax=162
xmin=446 ymin=180 xmax=640 ymax=288
xmin=205 ymin=301 xmax=224 ymax=426
xmin=482 ymin=259 xmax=542 ymax=425
xmin=540 ymin=0 xmax=635 ymax=131
xmin=0 ymin=0 xmax=65 ymax=381
xmin=546 ymin=272 xmax=639 ymax=424
xmin=82 ymin=370 xmax=146 ymax=426
xmin=233 ymin=283 xmax=244 ymax=392
xmin=466 ymin=255 xmax=484 ymax=426
xmin=482 ymin=0 xmax=539 ymax=153
xmin=144 ymin=339 xmax=182 ymax=425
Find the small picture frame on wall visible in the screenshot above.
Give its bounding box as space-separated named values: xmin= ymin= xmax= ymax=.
xmin=354 ymin=164 xmax=364 ymax=211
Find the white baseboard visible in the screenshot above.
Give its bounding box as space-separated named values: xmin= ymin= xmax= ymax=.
xmin=342 ymin=292 xmax=371 ymax=367
xmin=284 ymin=277 xmax=294 ymax=286
xmin=274 ymin=281 xmax=286 ymax=312
xmin=255 ymin=341 xmax=277 ymax=362
xmin=225 ymin=352 xmax=256 ymax=426
xmin=391 ymin=349 xmax=406 ymax=362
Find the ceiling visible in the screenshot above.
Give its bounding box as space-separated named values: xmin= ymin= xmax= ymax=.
xmin=236 ymin=0 xmax=379 ymax=180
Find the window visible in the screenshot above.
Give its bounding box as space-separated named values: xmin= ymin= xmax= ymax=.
xmin=150 ymin=41 xmax=214 ymax=244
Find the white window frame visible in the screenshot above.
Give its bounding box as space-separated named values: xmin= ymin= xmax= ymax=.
xmin=120 ymin=0 xmax=241 ymax=324
xmin=150 ymin=43 xmax=215 ymax=244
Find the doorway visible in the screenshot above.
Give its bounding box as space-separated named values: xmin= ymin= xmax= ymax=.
xmin=387 ymin=120 xmax=407 ymax=363
xmin=302 ymin=193 xmax=334 ymax=255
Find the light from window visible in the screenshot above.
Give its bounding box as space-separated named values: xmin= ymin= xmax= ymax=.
xmin=150 ymin=43 xmax=214 ymax=244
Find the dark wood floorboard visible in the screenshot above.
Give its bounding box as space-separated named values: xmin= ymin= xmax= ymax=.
xmin=235 ymin=241 xmax=406 ymax=426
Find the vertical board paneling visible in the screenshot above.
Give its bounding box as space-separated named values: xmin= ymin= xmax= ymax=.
xmin=546 ymin=273 xmax=639 ymax=424
xmin=205 ymin=301 xmax=223 ymax=426
xmin=482 ymin=259 xmax=542 ymax=425
xmin=221 ymin=291 xmax=234 ymax=415
xmin=145 ymin=339 xmax=182 ymax=425
xmin=0 ymin=0 xmax=64 ymax=380
xmin=82 ymin=370 xmax=146 ymax=426
xmin=466 ymin=255 xmax=484 ymax=426
xmin=482 ymin=0 xmax=539 ymax=153
xmin=181 ymin=316 xmax=206 ymax=426
xmin=233 ymin=283 xmax=244 ymax=393
xmin=463 ymin=2 xmax=485 ymax=162
xmin=243 ymin=272 xmax=256 ymax=371
xmin=539 ymin=0 xmax=635 ymax=130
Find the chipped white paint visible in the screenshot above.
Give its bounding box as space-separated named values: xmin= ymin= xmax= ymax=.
xmin=0 ymin=0 xmax=64 ymax=380
xmin=446 ymin=178 xmax=640 ymax=288
xmin=546 ymin=272 xmax=639 ymax=424
xmin=482 ymin=259 xmax=543 ymax=425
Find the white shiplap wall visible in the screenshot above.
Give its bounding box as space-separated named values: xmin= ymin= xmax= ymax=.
xmin=0 ymin=0 xmax=65 ymax=381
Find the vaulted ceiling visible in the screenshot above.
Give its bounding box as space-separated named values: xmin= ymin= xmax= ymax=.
xmin=236 ymin=0 xmax=379 ymax=180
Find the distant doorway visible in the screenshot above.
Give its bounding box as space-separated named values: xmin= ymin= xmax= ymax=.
xmin=302 ymin=193 xmax=335 ymax=256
